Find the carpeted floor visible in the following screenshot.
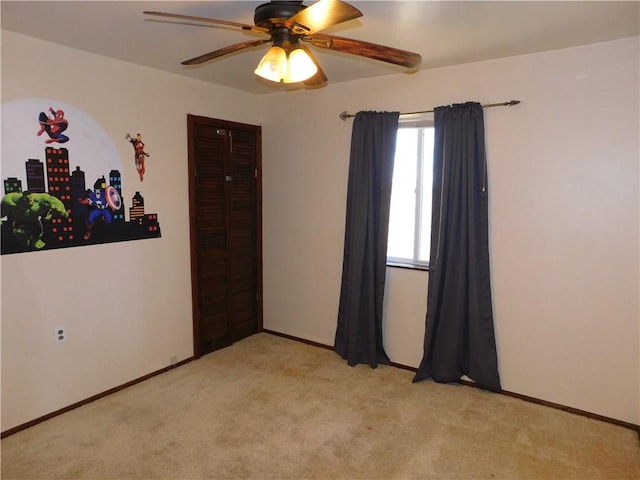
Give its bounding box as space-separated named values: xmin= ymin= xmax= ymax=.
xmin=1 ymin=332 xmax=638 ymax=479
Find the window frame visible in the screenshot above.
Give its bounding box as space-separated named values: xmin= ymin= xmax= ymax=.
xmin=386 ymin=113 xmax=434 ymax=271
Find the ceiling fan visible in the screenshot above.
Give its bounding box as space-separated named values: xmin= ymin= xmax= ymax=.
xmin=143 ymin=0 xmax=422 ymax=88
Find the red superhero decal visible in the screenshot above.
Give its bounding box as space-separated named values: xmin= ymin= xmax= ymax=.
xmin=37 ymin=107 xmax=69 ymax=143
xmin=125 ymin=133 xmax=150 ymax=181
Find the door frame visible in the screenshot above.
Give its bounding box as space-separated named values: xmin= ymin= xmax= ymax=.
xmin=186 ymin=114 xmax=263 ymax=358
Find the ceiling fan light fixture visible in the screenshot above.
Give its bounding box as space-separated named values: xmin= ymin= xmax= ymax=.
xmin=284 ymin=47 xmax=318 ymax=83
xmin=147 ymin=0 xmax=422 ymax=89
xmin=254 ymin=45 xmax=287 ymax=82
xmin=255 ymin=44 xmax=318 ymax=84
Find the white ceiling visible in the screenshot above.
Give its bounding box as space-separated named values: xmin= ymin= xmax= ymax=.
xmin=2 ymin=1 xmax=639 ymax=95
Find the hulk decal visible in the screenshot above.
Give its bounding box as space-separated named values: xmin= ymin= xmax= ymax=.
xmin=1 ymin=192 xmax=68 ymax=249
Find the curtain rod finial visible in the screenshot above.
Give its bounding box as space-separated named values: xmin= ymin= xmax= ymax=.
xmin=507 ymin=100 xmax=521 ymax=106
xmin=339 ymin=111 xmax=351 ymax=121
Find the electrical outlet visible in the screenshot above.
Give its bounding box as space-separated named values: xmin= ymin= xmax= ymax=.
xmin=56 ymin=326 xmax=67 ymax=344
xmin=170 ymin=356 xmax=178 ymax=366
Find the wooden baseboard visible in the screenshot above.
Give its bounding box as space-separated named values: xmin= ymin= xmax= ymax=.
xmin=262 ymin=329 xmax=333 ymax=351
xmin=458 ymin=379 xmax=640 ymax=434
xmin=263 ymin=329 xmax=640 ymax=436
xmin=1 ymin=356 xmax=195 ymax=439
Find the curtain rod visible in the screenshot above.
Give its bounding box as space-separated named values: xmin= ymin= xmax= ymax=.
xmin=338 ymin=100 xmax=521 ymax=121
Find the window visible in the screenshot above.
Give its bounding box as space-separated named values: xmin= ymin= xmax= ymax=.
xmin=387 ymin=115 xmax=435 ymax=269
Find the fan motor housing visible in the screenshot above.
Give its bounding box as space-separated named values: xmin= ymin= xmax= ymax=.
xmin=254 ymin=1 xmax=306 ymax=27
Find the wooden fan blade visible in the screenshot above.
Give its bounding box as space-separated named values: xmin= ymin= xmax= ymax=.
xmin=285 ymin=0 xmax=362 ymax=35
xmin=143 ymin=11 xmax=269 ymax=34
xmin=306 ymin=34 xmax=421 ymax=68
xmin=300 ymin=45 xmax=328 ymax=87
xmin=181 ymin=39 xmax=270 ymax=65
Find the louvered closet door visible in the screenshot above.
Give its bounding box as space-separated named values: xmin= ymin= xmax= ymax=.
xmin=193 ymin=124 xmax=232 ymax=353
xmin=228 ymin=129 xmax=257 ymax=341
xmin=188 ymin=116 xmax=261 ymax=356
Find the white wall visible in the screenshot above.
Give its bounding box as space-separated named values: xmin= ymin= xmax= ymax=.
xmin=261 ymin=37 xmax=640 ymax=425
xmin=0 ymin=31 xmax=261 ymax=431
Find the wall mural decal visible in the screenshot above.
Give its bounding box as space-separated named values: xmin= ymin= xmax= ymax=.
xmin=1 ymin=99 xmax=161 ymax=255
xmin=38 ymin=106 xmax=70 ymax=144
xmin=126 ymin=133 xmax=150 ymax=182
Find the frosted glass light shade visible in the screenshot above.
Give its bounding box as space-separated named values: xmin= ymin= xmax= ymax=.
xmin=284 ymin=48 xmax=318 ymax=83
xmin=254 ymin=45 xmax=318 ymax=83
xmin=254 ymin=46 xmax=287 ymax=82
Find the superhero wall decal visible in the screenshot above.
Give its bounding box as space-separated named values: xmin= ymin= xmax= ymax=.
xmin=126 ymin=133 xmax=150 ymax=182
xmin=37 ymin=106 xmax=69 ymax=144
xmin=1 ymin=99 xmax=161 ymax=254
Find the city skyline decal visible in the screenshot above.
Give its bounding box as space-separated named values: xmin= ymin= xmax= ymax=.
xmin=1 ymin=99 xmax=161 ymax=255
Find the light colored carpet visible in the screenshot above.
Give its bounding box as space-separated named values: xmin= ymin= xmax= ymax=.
xmin=1 ymin=332 xmax=638 ymax=479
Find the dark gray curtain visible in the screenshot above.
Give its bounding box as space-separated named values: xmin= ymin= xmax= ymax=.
xmin=334 ymin=111 xmax=399 ymax=368
xmin=413 ymin=102 xmax=501 ymax=391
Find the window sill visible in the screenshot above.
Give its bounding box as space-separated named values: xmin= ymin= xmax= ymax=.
xmin=386 ymin=261 xmax=429 ymax=272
